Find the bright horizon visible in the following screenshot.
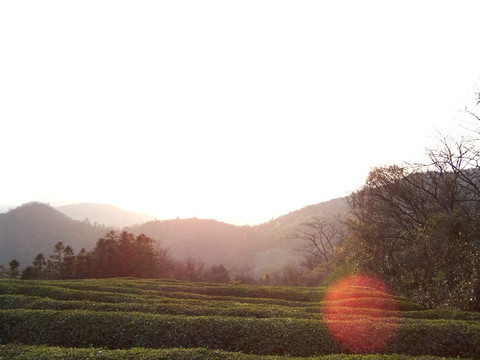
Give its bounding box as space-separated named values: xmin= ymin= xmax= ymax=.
xmin=1 ymin=1 xmax=480 ymax=225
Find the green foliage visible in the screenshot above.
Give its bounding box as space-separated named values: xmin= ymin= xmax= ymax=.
xmin=0 ymin=278 xmax=421 ymax=312
xmin=0 ymin=294 xmax=433 ymax=320
xmin=7 ymin=260 xmax=19 ymax=279
xmin=0 ymin=309 xmax=479 ymax=357
xmin=347 ymin=164 xmax=480 ymax=311
xmin=0 ymin=309 xmax=336 ymax=356
xmin=0 ymin=278 xmax=478 ymax=358
xmin=0 ymin=344 xmax=469 ymax=360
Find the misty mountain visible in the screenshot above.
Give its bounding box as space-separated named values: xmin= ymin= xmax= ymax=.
xmin=127 ymin=197 xmax=347 ymax=275
xmin=0 ymin=202 xmax=109 ymax=267
xmin=127 ymin=218 xmax=260 ymax=269
xmin=267 ymin=197 xmax=347 ymax=226
xmin=57 ymin=203 xmax=154 ymax=227
xmin=251 ymin=197 xmax=347 ymax=274
xmin=0 ymin=198 xmax=347 ymax=275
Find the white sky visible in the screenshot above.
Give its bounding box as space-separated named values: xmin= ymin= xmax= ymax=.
xmin=1 ymin=1 xmax=479 ymax=225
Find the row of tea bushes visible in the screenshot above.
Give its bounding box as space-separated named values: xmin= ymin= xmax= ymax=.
xmin=1 ymin=294 xmax=478 ymax=321
xmin=0 ymin=309 xmax=479 ymax=357
xmin=0 ymin=344 xmax=471 ymax=360
xmin=0 ymin=294 xmax=316 ymax=319
xmin=0 ymin=281 xmax=317 ymax=307
xmin=0 ymin=280 xmax=423 ymax=311
xmin=3 ymin=278 xmax=421 ymax=305
xmin=1 ymin=279 xmax=319 ymax=302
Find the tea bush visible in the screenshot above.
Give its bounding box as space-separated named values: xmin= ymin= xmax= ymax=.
xmin=0 ymin=278 xmax=477 ymax=358
xmin=0 ymin=309 xmax=479 ymax=357
xmin=0 ymin=344 xmax=471 ymax=360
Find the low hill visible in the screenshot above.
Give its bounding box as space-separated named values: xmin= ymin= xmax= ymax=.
xmin=267 ymin=197 xmax=346 ymax=227
xmin=57 ymin=203 xmax=154 ymax=227
xmin=0 ymin=202 xmax=108 ymax=267
xmin=128 ymin=198 xmax=347 ymax=275
xmin=128 ymin=218 xmax=259 ymax=269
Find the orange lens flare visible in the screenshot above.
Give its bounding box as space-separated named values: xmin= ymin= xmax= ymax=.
xmin=322 ymin=274 xmax=400 ymax=353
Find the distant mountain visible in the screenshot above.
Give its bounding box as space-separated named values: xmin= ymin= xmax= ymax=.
xmin=0 ymin=198 xmax=348 ymax=275
xmin=264 ymin=197 xmax=347 ymax=227
xmin=128 ymin=218 xmax=260 ymax=269
xmin=0 ymin=202 xmax=109 ymax=267
xmin=128 ymin=197 xmax=348 ymax=275
xmin=57 ymin=203 xmax=154 ymax=227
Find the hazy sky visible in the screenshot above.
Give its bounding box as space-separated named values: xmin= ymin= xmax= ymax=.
xmin=1 ymin=1 xmax=480 ymax=225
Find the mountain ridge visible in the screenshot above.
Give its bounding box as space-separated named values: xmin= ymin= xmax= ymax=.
xmin=0 ymin=202 xmax=109 ymax=268
xmin=0 ymin=198 xmax=347 ymax=275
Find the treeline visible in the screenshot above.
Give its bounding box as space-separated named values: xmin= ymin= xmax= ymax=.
xmin=1 ymin=231 xmax=218 ymax=282
xmin=1 ymin=231 xmax=284 ymax=285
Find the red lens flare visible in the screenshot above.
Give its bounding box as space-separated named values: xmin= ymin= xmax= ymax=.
xmin=322 ymin=274 xmax=400 ymax=353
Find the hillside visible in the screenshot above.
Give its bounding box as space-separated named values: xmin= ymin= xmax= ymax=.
xmin=0 ymin=203 xmax=109 ymax=267
xmin=57 ymin=203 xmax=154 ymax=227
xmin=128 ymin=197 xmax=347 ymax=275
xmin=267 ymin=197 xmax=346 ymax=226
xmin=128 ymin=218 xmax=260 ymax=269
xmin=0 ymin=198 xmax=347 ymax=273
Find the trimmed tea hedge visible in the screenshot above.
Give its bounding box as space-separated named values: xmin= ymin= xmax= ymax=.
xmin=1 ymin=294 xmax=473 ymax=321
xmin=1 ymin=278 xmax=477 ymax=358
xmin=0 ymin=344 xmax=471 ymax=360
xmin=0 ymin=309 xmax=479 ymax=357
xmin=0 ymin=279 xmax=422 ymax=308
xmin=0 ymin=294 xmax=318 ymax=319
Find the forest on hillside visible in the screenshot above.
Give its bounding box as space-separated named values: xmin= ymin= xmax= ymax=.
xmin=0 ymin=198 xmax=346 ymax=282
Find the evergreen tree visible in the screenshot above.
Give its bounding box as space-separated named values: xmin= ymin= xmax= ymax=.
xmin=8 ymin=259 xmax=20 ymax=279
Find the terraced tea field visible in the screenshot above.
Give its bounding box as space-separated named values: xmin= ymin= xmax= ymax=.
xmin=0 ymin=277 xmax=479 ymax=359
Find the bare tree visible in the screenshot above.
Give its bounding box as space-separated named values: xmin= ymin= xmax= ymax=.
xmin=347 ymin=126 xmax=480 ymax=309
xmin=292 ymin=217 xmax=343 ymax=273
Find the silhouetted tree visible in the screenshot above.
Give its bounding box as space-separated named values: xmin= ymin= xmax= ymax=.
xmin=292 ymin=216 xmax=344 ymax=273
xmin=8 ymin=259 xmax=20 ymax=279
xmin=49 ymin=242 xmax=64 ymax=278
xmin=205 ymin=264 xmax=230 ymax=283
xmin=155 ymin=244 xmax=174 ymax=278
xmin=231 ymin=266 xmax=257 ymax=284
xmin=117 ymin=231 xmax=135 ymax=276
xmin=20 ymin=253 xmax=47 ymax=280
xmin=131 ymin=234 xmax=158 ymax=278
xmin=92 ymin=231 xmax=119 ymax=278
xmin=89 ymin=231 xmax=169 ymax=279
xmin=33 ymin=253 xmax=46 ymax=279
xmin=21 ymin=266 xmax=38 ymax=279
xmin=75 ymin=248 xmax=91 ymax=279
xmin=271 ymin=264 xmax=303 ymax=286
xmin=174 ymin=258 xmax=205 ymax=281
xmin=347 ymin=154 xmax=480 ymax=309
xmin=61 ymin=245 xmax=76 ymax=279
xmin=0 ymin=265 xmax=7 ymax=278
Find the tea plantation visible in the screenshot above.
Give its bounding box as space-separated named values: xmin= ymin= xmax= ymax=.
xmin=0 ymin=278 xmax=479 ymax=359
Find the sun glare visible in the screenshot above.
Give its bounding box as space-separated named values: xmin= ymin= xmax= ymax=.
xmin=321 ymin=274 xmax=400 ymax=353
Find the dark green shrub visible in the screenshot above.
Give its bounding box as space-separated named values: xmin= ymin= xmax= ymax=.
xmin=1 ymin=310 xmax=479 ymax=357
xmin=0 ymin=344 xmax=473 ymax=360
